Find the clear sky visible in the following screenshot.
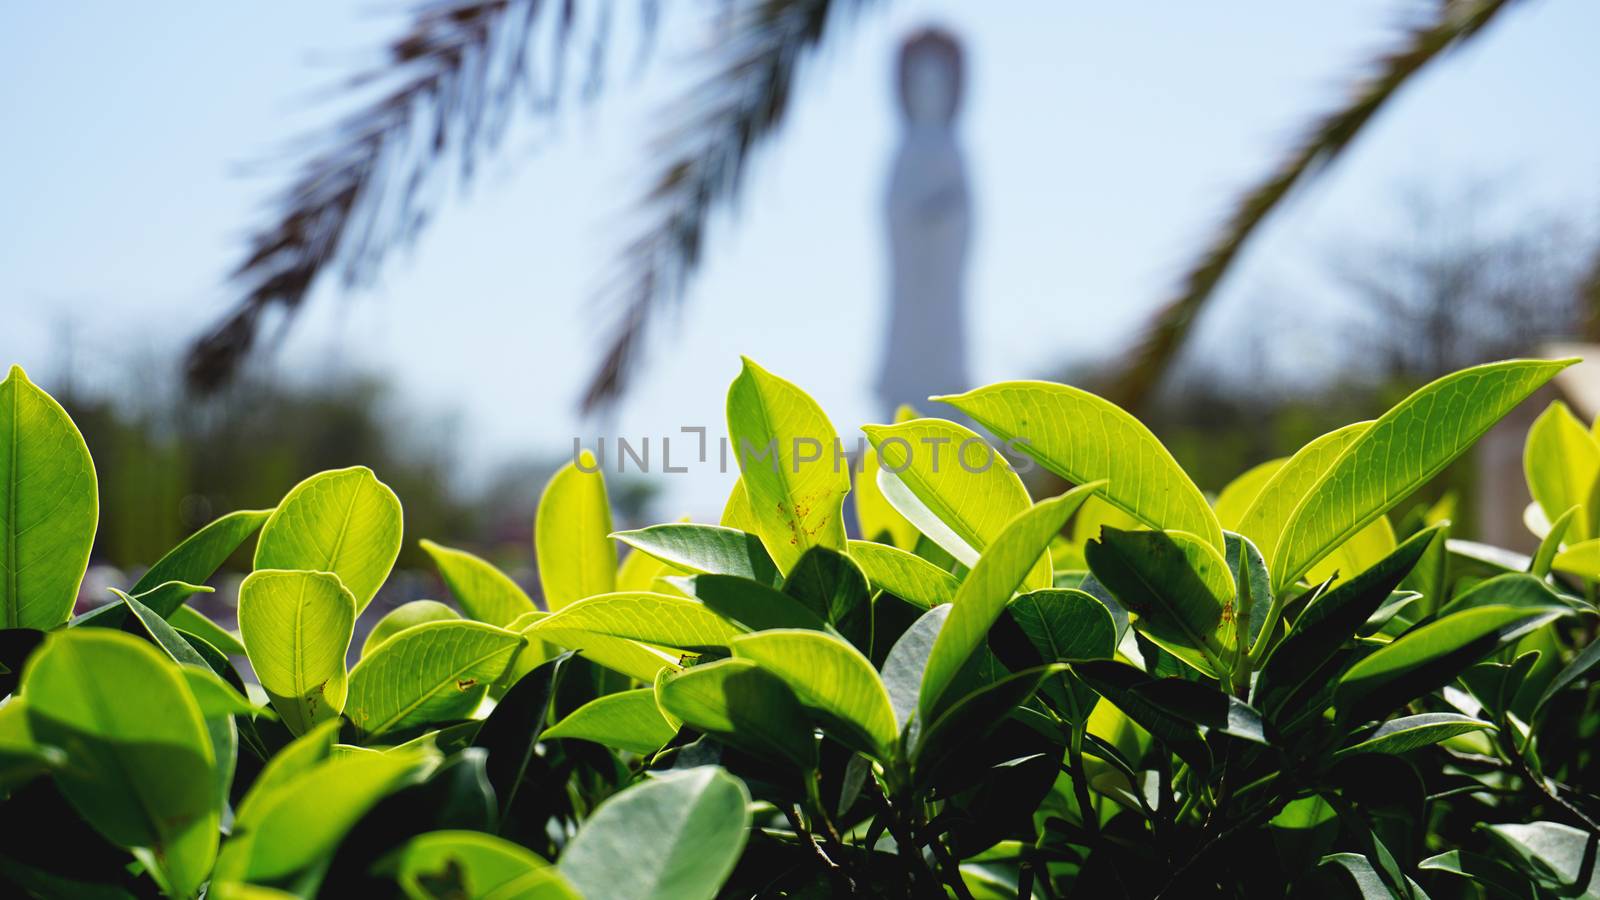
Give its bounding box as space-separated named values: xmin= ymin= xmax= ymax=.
xmin=2 ymin=1 xmax=1597 ymax=516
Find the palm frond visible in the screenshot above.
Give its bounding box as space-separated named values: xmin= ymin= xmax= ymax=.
xmin=187 ymin=0 xmax=656 ymax=391
xmin=1105 ymin=0 xmax=1522 ymax=408
xmin=579 ymin=0 xmax=871 ymax=412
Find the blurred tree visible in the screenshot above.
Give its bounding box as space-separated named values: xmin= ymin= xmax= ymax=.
xmin=191 ymin=0 xmax=1559 ymax=413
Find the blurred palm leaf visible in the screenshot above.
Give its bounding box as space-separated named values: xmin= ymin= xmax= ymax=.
xmin=186 ymin=0 xmax=657 ymax=390
xmin=1105 ymin=0 xmax=1521 ymax=408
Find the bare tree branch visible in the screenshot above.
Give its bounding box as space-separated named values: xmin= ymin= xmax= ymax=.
xmin=1104 ymin=0 xmax=1522 ymax=409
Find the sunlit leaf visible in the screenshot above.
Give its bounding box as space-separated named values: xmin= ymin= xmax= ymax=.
xmin=420 ymin=539 xmax=536 ymax=626
xmin=846 ymin=539 xmax=958 ymax=608
xmin=238 ymin=569 xmax=356 ymax=735
xmin=919 ymin=485 xmax=1100 ymax=721
xmin=530 ymin=592 xmax=743 ymax=652
xmin=383 ymin=830 xmax=576 ymax=900
xmin=1273 ymin=359 xmax=1572 ymax=592
xmin=543 ymin=687 xmax=678 ymax=755
xmin=1214 ymin=458 xmax=1286 ymax=531
xmin=131 ymin=508 xmax=273 ymax=601
xmin=1525 ymin=400 xmax=1600 ymax=542
xmin=863 ymin=417 xmax=1050 ymax=588
xmin=347 ymin=620 xmax=524 ymax=740
xmin=362 ymin=599 xmax=461 ymax=658
xmin=1333 ymin=712 xmax=1495 ymax=758
xmin=935 ymin=380 xmax=1223 ymax=551
xmin=0 ymin=365 xmax=98 ymax=630
xmin=725 ymin=358 xmax=849 ymax=573
xmin=656 ymin=658 xmax=817 ymax=771
xmin=732 ymin=629 xmax=897 ymax=760
xmin=21 ymin=630 xmax=216 ymax=897
xmin=254 ymin=466 xmax=403 ymax=611
xmin=535 ymin=451 xmax=616 ymax=610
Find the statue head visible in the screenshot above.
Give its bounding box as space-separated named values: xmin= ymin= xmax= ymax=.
xmin=897 ymin=27 xmax=964 ymax=126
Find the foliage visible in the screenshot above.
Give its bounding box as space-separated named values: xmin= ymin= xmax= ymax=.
xmin=3 ymin=356 xmax=1600 ymax=898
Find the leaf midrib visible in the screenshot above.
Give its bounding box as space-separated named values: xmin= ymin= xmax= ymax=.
xmin=363 ymin=634 xmax=519 ymax=736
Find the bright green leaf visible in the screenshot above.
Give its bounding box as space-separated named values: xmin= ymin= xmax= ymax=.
xmin=846 ymin=539 xmax=958 ymax=608
xmin=862 ymin=417 xmax=1050 ymax=588
xmin=420 ymin=539 xmax=536 ymax=626
xmin=543 ymin=687 xmax=678 ymax=755
xmin=21 ymin=629 xmax=216 ymax=898
xmin=0 ymin=365 xmax=98 ymax=630
xmin=347 ymin=620 xmax=525 ymax=740
xmin=1525 ymin=400 xmax=1600 ymax=543
xmin=732 ymin=629 xmax=897 ymax=759
xmin=1214 ymin=458 xmax=1286 ymax=532
xmin=254 ymin=466 xmax=402 ymax=611
xmin=1273 ymin=359 xmax=1572 ymax=592
xmin=935 ymin=380 xmax=1223 ymax=552
xmin=535 ymin=452 xmax=616 ymax=610
xmin=1333 ymin=712 xmax=1495 ymax=758
xmin=530 ymin=592 xmax=743 ymax=653
xmin=237 ymin=569 xmax=357 ymax=735
xmin=920 ymin=485 xmax=1100 ymax=719
xmin=612 ymin=523 xmax=780 ymax=586
xmin=131 ymin=508 xmax=272 ymax=599
xmin=362 ymin=599 xmax=461 ymax=658
xmin=725 ymin=358 xmax=850 ymax=573
xmin=385 ymin=830 xmax=575 ymax=900
xmin=656 ymin=658 xmax=818 ymax=771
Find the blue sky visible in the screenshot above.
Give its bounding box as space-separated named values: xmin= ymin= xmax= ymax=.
xmin=2 ymin=1 xmax=1597 ymax=516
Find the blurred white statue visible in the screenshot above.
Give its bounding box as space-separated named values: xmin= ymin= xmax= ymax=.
xmin=877 ymin=28 xmax=970 ymax=416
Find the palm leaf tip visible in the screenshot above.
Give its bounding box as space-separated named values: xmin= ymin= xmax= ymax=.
xmin=1106 ymin=0 xmax=1522 ymax=410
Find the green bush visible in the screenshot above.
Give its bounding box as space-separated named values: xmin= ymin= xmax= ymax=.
xmin=1 ymin=357 xmax=1598 ymax=898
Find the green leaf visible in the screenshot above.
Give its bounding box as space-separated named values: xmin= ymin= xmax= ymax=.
xmin=782 ymin=546 xmax=872 ymax=646
xmin=1336 ymin=605 xmax=1567 ymax=723
xmin=1525 ymin=400 xmax=1600 ymax=543
xmin=719 ymin=476 xmax=757 ymax=533
xmin=1085 ymin=527 xmax=1236 ymax=679
xmin=1535 ymin=635 xmax=1600 ymax=715
xmin=1256 ymin=526 xmax=1440 ymax=718
xmin=912 ymin=665 xmax=1061 ymax=779
xmin=880 ymin=605 xmax=951 ymax=732
xmin=362 ymin=599 xmax=462 ymax=658
xmin=535 ymin=452 xmax=617 ymax=610
xmin=1069 ymin=660 xmax=1211 ymax=771
xmin=989 ymin=588 xmax=1117 ymax=724
xmin=0 ymin=365 xmax=98 ymax=630
xmin=656 ymin=658 xmax=818 ymax=771
xmin=1439 ymin=572 xmax=1584 ymax=616
xmin=725 ymin=357 xmax=850 ymax=573
xmin=238 ymin=569 xmax=357 ymax=735
xmin=558 ymin=766 xmax=751 ymax=900
xmin=920 ymin=484 xmax=1100 ymax=720
xmin=384 ymin=830 xmax=575 ymax=900
xmin=846 ymin=539 xmax=958 ymax=608
xmin=110 ymin=587 xmax=213 ymax=669
xmin=1236 ymin=421 xmax=1369 ymax=567
xmin=612 ymin=523 xmax=780 ymax=586
xmin=1552 ymin=538 xmax=1600 ymax=580
xmin=1484 ymin=821 xmax=1600 ymax=898
xmin=517 ymin=611 xmax=679 ymax=683
xmin=732 ymin=629 xmax=897 ymax=759
xmin=531 ymin=592 xmax=743 ymax=653
xmin=1273 ymin=358 xmax=1573 ymax=592
xmin=215 ymin=737 xmax=435 ymax=885
xmin=131 ymin=508 xmax=273 ymax=599
xmin=854 ymin=443 xmax=918 ymax=550
xmin=935 ymin=380 xmax=1223 ymax=552
xmin=862 ymin=417 xmax=1050 ymax=588
xmin=684 ymin=574 xmax=829 ymax=632
xmin=1419 ymin=850 xmax=1544 ymax=900
xmin=1214 ymin=458 xmax=1286 ymax=531
xmin=21 ymin=629 xmax=217 ymax=898
xmin=543 ymin=687 xmax=677 ymax=754
xmin=347 ymin=620 xmax=525 ymax=740
xmin=254 ymin=466 xmax=403 ymax=611
xmin=170 ymin=604 xmax=248 ymax=657
xmin=1333 ymin=712 xmax=1495 ymax=758
xmin=1531 ymin=505 xmax=1579 ymax=578
xmin=473 ymin=652 xmax=570 ymax=822
xmin=420 ymin=539 xmax=536 ymax=626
